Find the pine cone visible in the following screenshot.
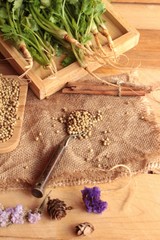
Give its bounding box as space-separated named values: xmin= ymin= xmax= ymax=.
xmin=47 ymin=197 xmax=72 ymax=220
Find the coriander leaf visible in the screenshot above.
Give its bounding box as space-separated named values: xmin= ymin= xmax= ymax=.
xmin=0 ymin=24 xmax=13 ymax=34
xmin=41 ymin=0 xmax=51 ymax=7
xmin=62 ymin=55 xmax=75 ymax=67
xmin=66 ymin=0 xmax=79 ymax=4
xmin=13 ymin=0 xmax=23 ymax=10
xmin=0 ymin=7 xmax=7 ymax=19
xmin=53 ymin=43 xmax=63 ymax=57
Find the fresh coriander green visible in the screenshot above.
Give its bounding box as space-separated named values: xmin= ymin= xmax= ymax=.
xmin=0 ymin=0 xmax=115 ymax=72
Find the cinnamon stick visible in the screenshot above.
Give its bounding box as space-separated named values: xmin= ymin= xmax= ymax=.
xmin=62 ymin=82 xmax=152 ymax=97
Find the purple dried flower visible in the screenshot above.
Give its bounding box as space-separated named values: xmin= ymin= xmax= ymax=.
xmin=0 ymin=210 xmax=10 ymax=227
xmin=0 ymin=201 xmax=44 ymax=227
xmin=27 ymin=210 xmax=41 ymax=224
xmin=81 ymin=186 xmax=108 ymax=214
xmin=5 ymin=207 xmax=14 ymax=215
xmin=14 ymin=205 xmax=24 ymax=214
xmin=10 ymin=205 xmax=25 ymax=224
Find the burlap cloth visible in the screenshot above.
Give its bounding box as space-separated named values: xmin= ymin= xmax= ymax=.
xmin=0 ymin=73 xmax=160 ymax=190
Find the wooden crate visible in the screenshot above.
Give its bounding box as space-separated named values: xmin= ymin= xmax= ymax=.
xmin=0 ymin=1 xmax=139 ymax=100
xmin=0 ymin=77 xmax=28 ymax=153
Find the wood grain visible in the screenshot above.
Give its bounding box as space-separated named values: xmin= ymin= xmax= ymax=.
xmin=125 ymin=30 xmax=160 ymax=68
xmin=113 ymin=3 xmax=160 ymax=30
xmin=0 ymin=174 xmax=160 ymax=240
xmin=113 ymin=0 xmax=160 ymax=3
xmin=0 ymin=3 xmax=160 ymax=239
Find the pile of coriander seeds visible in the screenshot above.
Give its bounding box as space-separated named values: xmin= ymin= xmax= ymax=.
xmin=66 ymin=110 xmax=103 ymax=139
xmin=0 ymin=74 xmax=20 ymax=142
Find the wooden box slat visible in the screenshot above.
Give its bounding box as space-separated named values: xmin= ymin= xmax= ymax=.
xmin=0 ymin=1 xmax=139 ymax=99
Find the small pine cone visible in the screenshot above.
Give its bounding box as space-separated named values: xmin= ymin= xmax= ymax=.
xmin=47 ymin=197 xmax=72 ymax=220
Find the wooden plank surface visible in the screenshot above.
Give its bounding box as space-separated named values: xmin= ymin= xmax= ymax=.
xmin=113 ymin=3 xmax=160 ymax=30
xmin=0 ymin=2 xmax=160 ymax=239
xmin=120 ymin=29 xmax=160 ymax=68
xmin=113 ymin=0 xmax=160 ymax=3
xmin=0 ymin=174 xmax=160 ymax=240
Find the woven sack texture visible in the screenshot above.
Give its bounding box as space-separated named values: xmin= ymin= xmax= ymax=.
xmin=0 ymin=74 xmax=160 ymax=190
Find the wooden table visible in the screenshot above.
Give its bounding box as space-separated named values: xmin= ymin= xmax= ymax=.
xmin=0 ymin=2 xmax=160 ymax=239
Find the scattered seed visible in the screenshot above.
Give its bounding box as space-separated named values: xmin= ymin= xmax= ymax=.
xmin=58 ymin=117 xmax=65 ymax=123
xmin=103 ymin=130 xmax=108 ymax=134
xmin=97 ymin=163 xmax=101 ymax=168
xmin=62 ymin=107 xmax=67 ymax=112
xmin=105 ymin=154 xmax=110 ymax=159
xmin=102 ymin=141 xmax=107 ymax=146
xmin=89 ymin=148 xmax=94 ymax=153
xmin=23 ymin=166 xmax=28 ymax=169
xmin=84 ymin=157 xmax=90 ymax=162
xmin=35 ymin=136 xmax=39 ymax=141
xmin=140 ymin=115 xmax=145 ymax=120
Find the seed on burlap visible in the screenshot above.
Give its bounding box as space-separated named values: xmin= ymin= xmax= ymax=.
xmin=61 ymin=107 xmax=67 ymax=112
xmin=102 ymin=137 xmax=111 ymax=146
xmin=66 ymin=110 xmax=95 ymax=139
xmin=97 ymin=163 xmax=101 ymax=168
xmin=89 ymin=148 xmax=94 ymax=153
xmin=58 ymin=116 xmax=66 ymax=123
xmin=0 ymin=74 xmax=20 ymax=143
xmin=55 ymin=130 xmax=60 ymax=134
xmin=35 ymin=136 xmax=39 ymax=141
xmin=140 ymin=115 xmax=145 ymax=120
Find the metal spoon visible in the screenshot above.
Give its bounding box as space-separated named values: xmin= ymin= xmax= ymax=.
xmin=31 ymin=135 xmax=73 ymax=198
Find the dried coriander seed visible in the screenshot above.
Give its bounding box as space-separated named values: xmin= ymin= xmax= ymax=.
xmin=55 ymin=130 xmax=60 ymax=134
xmin=66 ymin=110 xmax=94 ymax=139
xmin=0 ymin=74 xmax=20 ymax=143
xmin=89 ymin=148 xmax=94 ymax=153
xmin=35 ymin=136 xmax=39 ymax=141
xmin=61 ymin=107 xmax=67 ymax=112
